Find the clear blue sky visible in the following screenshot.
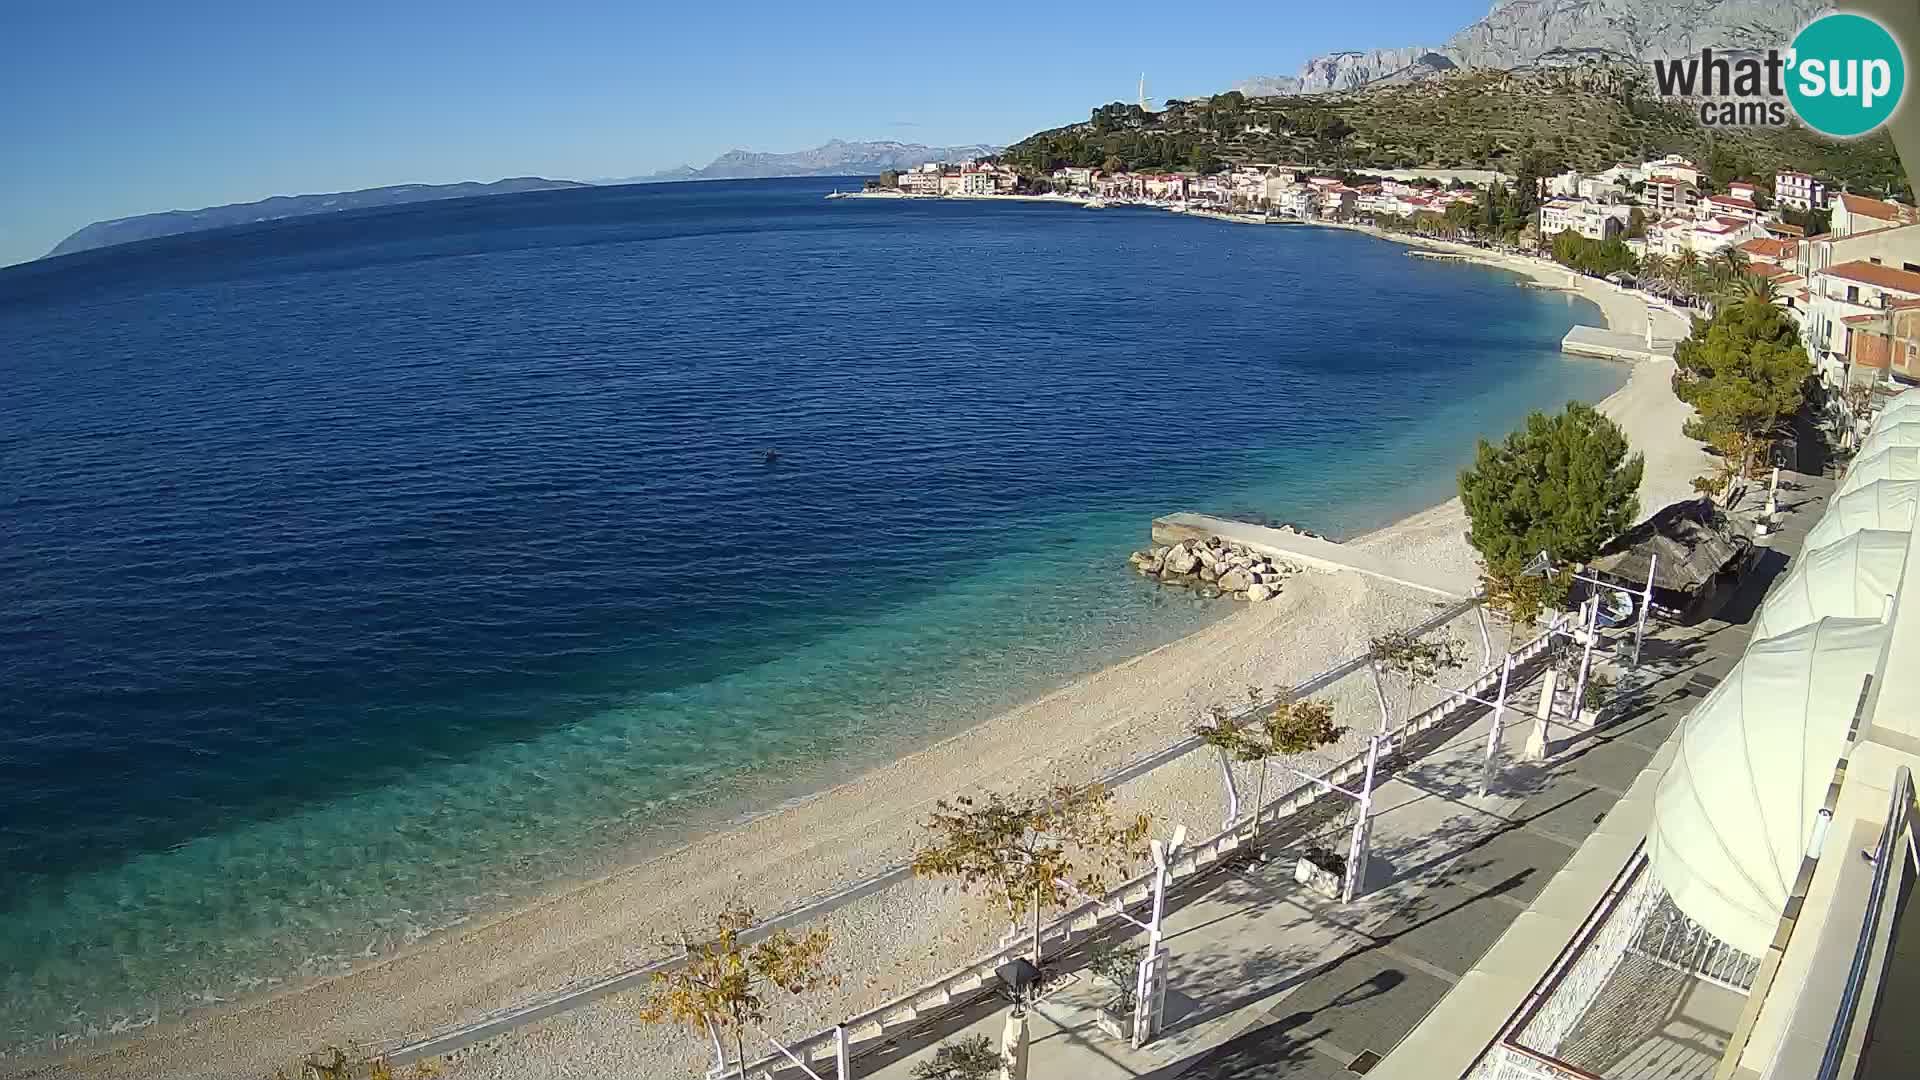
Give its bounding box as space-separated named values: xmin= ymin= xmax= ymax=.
xmin=0 ymin=0 xmax=1488 ymax=266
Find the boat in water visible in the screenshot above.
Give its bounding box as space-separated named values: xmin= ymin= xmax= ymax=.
xmin=1083 ymin=198 xmax=1107 ymax=210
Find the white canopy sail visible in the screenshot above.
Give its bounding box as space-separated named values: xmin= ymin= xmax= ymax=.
xmin=1750 ymin=530 xmax=1907 ymax=640
xmin=1838 ymin=445 xmax=1920 ymax=498
xmin=1648 ymin=618 xmax=1889 ymax=955
xmin=1803 ymin=479 xmax=1920 ymax=550
xmin=1873 ymin=391 xmax=1920 ymax=430
xmin=1856 ymin=420 xmax=1920 ymax=463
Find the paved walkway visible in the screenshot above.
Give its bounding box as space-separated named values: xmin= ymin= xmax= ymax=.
xmin=857 ymin=474 xmax=1833 ymax=1080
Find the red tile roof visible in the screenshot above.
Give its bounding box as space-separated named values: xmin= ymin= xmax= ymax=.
xmin=1820 ymin=260 xmax=1920 ymax=294
xmin=1737 ymin=237 xmax=1796 ymax=259
xmin=1838 ymin=193 xmax=1917 ymax=222
xmin=1706 ymin=194 xmax=1758 ymax=210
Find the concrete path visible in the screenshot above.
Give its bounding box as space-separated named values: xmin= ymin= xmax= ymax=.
xmin=858 ymin=472 xmax=1834 ymax=1080
xmin=1152 ymin=514 xmax=1475 ymax=599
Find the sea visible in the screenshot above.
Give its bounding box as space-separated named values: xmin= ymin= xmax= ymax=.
xmin=0 ymin=177 xmax=1625 ymax=1053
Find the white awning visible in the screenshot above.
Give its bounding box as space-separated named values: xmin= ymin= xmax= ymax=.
xmin=1857 ymin=420 xmax=1920 ymax=462
xmin=1750 ymin=531 xmax=1907 ymax=640
xmin=1648 ymin=617 xmax=1889 ymax=955
xmin=1838 ymin=446 xmax=1920 ymax=498
xmin=1804 ymin=479 xmax=1920 ymax=550
xmin=1874 ymin=391 xmax=1920 ymax=428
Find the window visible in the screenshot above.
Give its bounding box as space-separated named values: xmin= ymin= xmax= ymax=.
xmin=1849 ymin=285 xmax=1861 ymax=303
xmin=1871 ymin=257 xmax=1884 ymax=265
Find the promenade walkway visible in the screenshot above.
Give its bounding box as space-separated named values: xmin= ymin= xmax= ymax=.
xmin=862 ymin=474 xmax=1831 ymax=1080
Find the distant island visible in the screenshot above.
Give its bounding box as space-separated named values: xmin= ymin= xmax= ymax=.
xmin=46 ymin=177 xmax=589 ymax=259
xmin=621 ymin=139 xmax=1003 ymax=184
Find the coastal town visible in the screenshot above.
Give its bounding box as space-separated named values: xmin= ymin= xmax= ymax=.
xmin=866 ymin=153 xmax=1920 ymax=402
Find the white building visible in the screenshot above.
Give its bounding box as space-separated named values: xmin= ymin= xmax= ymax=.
xmin=1642 ymin=174 xmax=1698 ymax=217
xmin=1540 ymin=197 xmax=1630 ymax=241
xmin=1701 ymin=191 xmax=1767 ymax=223
xmin=1650 ymin=214 xmax=1767 ymax=257
xmin=1806 ymin=260 xmax=1920 ymax=368
xmin=1643 ymin=154 xmax=1701 ymax=186
xmin=1832 ymin=192 xmax=1919 ymax=238
xmin=1545 ymin=169 xmax=1583 ymax=197
xmin=1775 ymin=170 xmax=1828 ymax=211
xmin=1577 ymin=176 xmax=1625 ymax=202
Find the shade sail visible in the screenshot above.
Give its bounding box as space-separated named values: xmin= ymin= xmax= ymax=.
xmin=1750 ymin=530 xmax=1907 ymax=640
xmin=1857 ymin=420 xmax=1920 ymax=462
xmin=1838 ymin=446 xmax=1920 ymax=498
xmin=1873 ymin=391 xmax=1920 ymax=428
xmin=1648 ymin=618 xmax=1889 ymax=956
xmin=1804 ymin=480 xmax=1920 ymax=550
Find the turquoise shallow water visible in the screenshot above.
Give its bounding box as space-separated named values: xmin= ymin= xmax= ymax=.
xmin=0 ymin=179 xmax=1623 ymax=1051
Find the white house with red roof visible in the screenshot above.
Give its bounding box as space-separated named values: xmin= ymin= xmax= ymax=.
xmin=1832 ymin=193 xmax=1919 ymax=238
xmin=1702 ymin=191 xmax=1766 ymax=223
xmin=1649 ymin=214 xmax=1766 ymax=257
xmin=1806 ymin=260 xmax=1920 ymax=375
xmin=1642 ymin=174 xmax=1698 ymax=217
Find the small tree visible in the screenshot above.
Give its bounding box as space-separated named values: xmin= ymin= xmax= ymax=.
xmin=912 ymin=1034 xmax=1003 ymax=1080
xmin=1193 ymin=695 xmax=1343 ymax=833
xmin=1369 ymin=630 xmax=1466 ymax=724
xmin=1478 ymin=554 xmax=1570 ymax=646
xmin=913 ymin=785 xmax=1150 ymax=978
xmin=1458 ymin=402 xmax=1644 ymax=568
xmin=635 ymin=904 xmax=832 ymax=1080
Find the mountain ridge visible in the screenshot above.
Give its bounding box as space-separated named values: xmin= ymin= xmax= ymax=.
xmin=622 ymin=139 xmax=1003 ymax=183
xmin=47 ymin=177 xmax=588 ymax=259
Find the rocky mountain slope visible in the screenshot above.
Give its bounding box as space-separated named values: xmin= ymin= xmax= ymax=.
xmin=1444 ymin=0 xmax=1827 ymax=69
xmin=627 ymin=139 xmax=1002 ymax=183
xmin=47 ymin=178 xmax=587 ymax=259
xmin=1238 ymin=0 xmax=1828 ymax=96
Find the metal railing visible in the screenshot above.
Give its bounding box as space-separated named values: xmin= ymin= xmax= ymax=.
xmin=1626 ymin=893 xmax=1761 ymax=992
xmin=1817 ymin=765 xmax=1920 ymax=1080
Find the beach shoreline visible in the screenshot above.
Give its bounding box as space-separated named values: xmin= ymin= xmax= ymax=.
xmin=22 ymin=225 xmax=1711 ymax=1080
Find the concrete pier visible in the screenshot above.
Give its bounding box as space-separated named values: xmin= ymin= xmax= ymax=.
xmin=1561 ymin=324 xmax=1676 ymax=362
xmin=1151 ymin=512 xmax=1474 ymax=598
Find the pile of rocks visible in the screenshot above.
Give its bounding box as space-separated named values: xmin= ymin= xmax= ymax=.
xmin=1127 ymin=536 xmax=1302 ymax=602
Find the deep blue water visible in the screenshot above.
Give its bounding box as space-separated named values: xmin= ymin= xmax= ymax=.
xmin=0 ymin=177 xmax=1622 ymax=1049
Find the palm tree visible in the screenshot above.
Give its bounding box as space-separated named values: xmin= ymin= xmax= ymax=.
xmin=1713 ymin=245 xmax=1750 ymax=284
xmin=1673 ymin=249 xmax=1706 ymax=307
xmin=1640 ymin=253 xmax=1671 ymax=300
xmin=1730 ymin=273 xmax=1780 ymax=306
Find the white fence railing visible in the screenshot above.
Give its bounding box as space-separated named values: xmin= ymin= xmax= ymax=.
xmin=1626 ymin=891 xmax=1761 ymax=992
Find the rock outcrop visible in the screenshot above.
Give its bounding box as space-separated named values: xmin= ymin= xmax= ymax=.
xmin=1442 ymin=0 xmax=1827 ymax=71
xmin=1235 ymin=0 xmax=1830 ymax=97
xmin=1128 ymin=536 xmax=1304 ymax=603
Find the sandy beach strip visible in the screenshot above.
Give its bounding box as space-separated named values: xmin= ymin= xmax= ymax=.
xmin=19 ymin=248 xmax=1710 ymax=1080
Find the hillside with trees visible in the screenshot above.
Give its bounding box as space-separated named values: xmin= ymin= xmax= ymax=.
xmin=1000 ymin=64 xmax=1908 ymax=199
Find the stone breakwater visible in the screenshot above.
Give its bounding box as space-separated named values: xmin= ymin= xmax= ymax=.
xmin=1127 ymin=535 xmax=1303 ymax=602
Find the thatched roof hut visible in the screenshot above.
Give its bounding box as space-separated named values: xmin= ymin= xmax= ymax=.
xmin=1588 ymin=498 xmax=1754 ymax=619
